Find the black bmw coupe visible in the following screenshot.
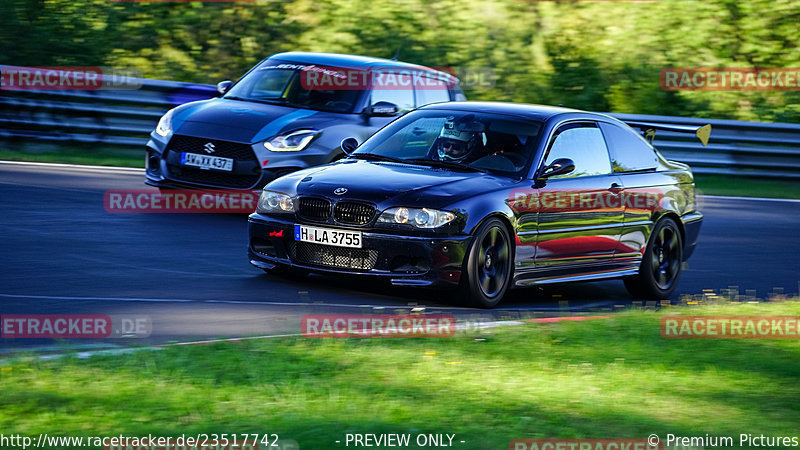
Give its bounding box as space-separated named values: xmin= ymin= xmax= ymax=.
xmin=248 ymin=102 xmax=706 ymax=307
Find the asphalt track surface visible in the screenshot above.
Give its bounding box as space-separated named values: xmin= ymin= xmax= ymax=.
xmin=1 ymin=162 xmax=798 ymax=351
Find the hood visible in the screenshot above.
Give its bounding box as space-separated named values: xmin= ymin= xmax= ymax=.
xmin=268 ymin=159 xmax=515 ymax=209
xmin=170 ymin=98 xmax=343 ymax=143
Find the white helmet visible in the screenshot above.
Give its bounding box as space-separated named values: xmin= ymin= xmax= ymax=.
xmin=436 ymin=116 xmax=483 ymax=162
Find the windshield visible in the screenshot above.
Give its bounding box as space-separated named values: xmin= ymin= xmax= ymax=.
xmin=351 ymin=109 xmax=543 ymax=177
xmin=224 ymin=61 xmax=364 ymax=113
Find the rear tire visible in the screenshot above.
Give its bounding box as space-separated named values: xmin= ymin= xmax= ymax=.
xmin=624 ymin=217 xmax=683 ymax=299
xmin=458 ymin=218 xmax=513 ymax=308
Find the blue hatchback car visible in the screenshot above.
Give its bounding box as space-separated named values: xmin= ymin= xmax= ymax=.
xmin=145 ymin=52 xmax=464 ymax=190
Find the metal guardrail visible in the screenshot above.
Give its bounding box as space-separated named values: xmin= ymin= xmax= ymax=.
xmin=1 ymin=72 xmax=798 ymax=178
xmin=610 ymin=113 xmax=800 ymax=179
xmin=0 ymin=74 xmax=216 ymax=147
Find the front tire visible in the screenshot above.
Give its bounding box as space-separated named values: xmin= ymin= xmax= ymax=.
xmin=624 ymin=217 xmax=683 ymax=299
xmin=459 ymin=218 xmax=513 ymax=308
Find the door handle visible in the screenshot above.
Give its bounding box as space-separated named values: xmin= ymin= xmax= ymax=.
xmin=609 ymin=183 xmax=623 ymax=193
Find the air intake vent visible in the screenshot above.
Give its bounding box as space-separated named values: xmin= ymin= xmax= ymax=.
xmin=289 ymin=242 xmax=378 ymax=271
xmin=334 ymin=201 xmax=375 ymax=225
xmin=298 ymin=197 xmax=332 ymax=222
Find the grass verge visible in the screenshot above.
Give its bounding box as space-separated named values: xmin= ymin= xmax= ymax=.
xmin=694 ymin=174 xmax=800 ymax=199
xmin=1 ymin=301 xmax=799 ymax=449
xmin=0 ymin=148 xmax=144 ymax=168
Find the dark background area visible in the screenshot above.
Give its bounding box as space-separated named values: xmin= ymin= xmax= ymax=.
xmin=3 ymin=0 xmax=800 ymax=122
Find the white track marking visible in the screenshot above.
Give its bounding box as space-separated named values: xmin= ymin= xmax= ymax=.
xmin=0 ymin=293 xmax=412 ymax=309
xmin=699 ymin=194 xmax=800 ymax=203
xmin=2 ymin=162 xmax=798 ymax=202
xmin=0 ymin=293 xmax=623 ymax=312
xmin=0 ymin=160 xmax=144 ymax=172
xmin=0 ymin=180 xmax=109 ymax=194
xmin=0 ymin=316 xmax=608 ymax=364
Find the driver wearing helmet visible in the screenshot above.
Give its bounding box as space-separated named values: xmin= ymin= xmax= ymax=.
xmin=435 ymin=116 xmax=485 ymax=163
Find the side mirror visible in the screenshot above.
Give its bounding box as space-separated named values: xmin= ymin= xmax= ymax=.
xmin=540 ymin=158 xmax=575 ymax=179
xmin=367 ymin=101 xmax=399 ymax=117
xmin=217 ymin=80 xmax=233 ymax=95
xmin=340 ymin=137 xmax=359 ymax=155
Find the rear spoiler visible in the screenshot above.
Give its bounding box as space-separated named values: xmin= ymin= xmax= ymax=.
xmin=623 ymin=121 xmax=712 ymax=147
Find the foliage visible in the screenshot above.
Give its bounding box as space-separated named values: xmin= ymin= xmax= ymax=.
xmin=2 ymin=0 xmax=800 ymax=121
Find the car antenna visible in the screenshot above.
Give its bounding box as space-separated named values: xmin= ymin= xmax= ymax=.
xmin=391 ymin=38 xmax=406 ymax=61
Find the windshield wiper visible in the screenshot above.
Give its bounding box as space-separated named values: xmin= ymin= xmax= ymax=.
xmin=225 ymin=96 xmax=289 ymax=106
xmin=406 ymin=158 xmax=488 ymax=173
xmin=249 ymin=97 xmax=290 ymax=105
xmin=348 ymin=153 xmax=408 ymax=164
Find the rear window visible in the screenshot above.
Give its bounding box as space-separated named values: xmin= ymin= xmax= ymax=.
xmin=415 ymin=83 xmax=451 ymax=107
xmin=371 ymin=85 xmax=415 ymax=113
xmin=599 ymin=122 xmax=658 ymax=172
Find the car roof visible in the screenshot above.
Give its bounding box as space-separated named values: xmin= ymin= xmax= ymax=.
xmin=266 ymin=52 xmax=456 ymax=80
xmin=420 ymin=101 xmax=614 ymax=122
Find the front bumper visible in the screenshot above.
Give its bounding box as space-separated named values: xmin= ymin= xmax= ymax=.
xmin=145 ymin=133 xmax=335 ymax=190
xmin=248 ymin=213 xmax=471 ymax=287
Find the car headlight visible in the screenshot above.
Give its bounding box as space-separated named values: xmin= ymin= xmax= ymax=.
xmin=257 ymin=190 xmax=295 ymax=214
xmin=376 ymin=207 xmax=455 ymax=228
xmin=155 ymin=108 xmax=174 ymax=137
xmin=264 ymin=129 xmax=320 ymax=152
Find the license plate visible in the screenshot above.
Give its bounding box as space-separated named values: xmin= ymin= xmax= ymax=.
xmin=295 ymin=225 xmax=362 ymax=248
xmin=180 ymin=152 xmax=234 ymax=172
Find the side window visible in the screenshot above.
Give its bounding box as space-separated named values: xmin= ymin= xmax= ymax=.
xmin=598 ymin=122 xmax=658 ymax=172
xmin=543 ymin=123 xmax=611 ymax=178
xmin=415 ymin=81 xmax=451 ymax=107
xmin=453 ymin=86 xmax=467 ymax=102
xmin=371 ymin=72 xmax=415 ymax=113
